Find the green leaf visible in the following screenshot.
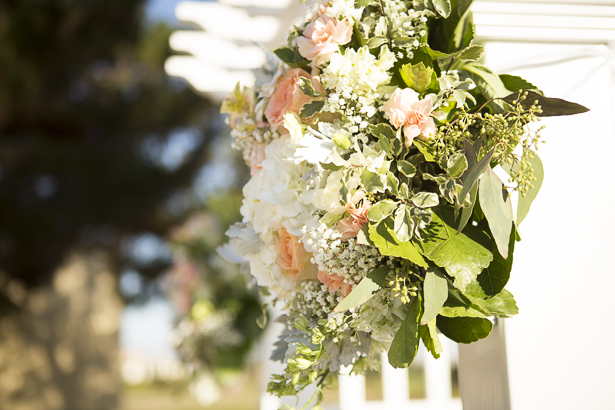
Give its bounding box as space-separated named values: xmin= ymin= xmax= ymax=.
xmin=397 ymin=160 xmax=417 ymax=177
xmin=361 ymin=168 xmax=385 ymax=193
xmin=419 ymin=320 xmax=443 ymax=359
xmin=369 ymin=123 xmax=396 ymax=140
xmin=334 ymin=265 xmax=390 ymax=312
xmin=464 ymin=287 xmax=519 ymax=318
xmin=332 ymin=133 xmax=351 ymax=150
xmin=299 ymin=100 xmax=325 ymax=118
xmin=320 ymin=162 xmax=343 ymax=171
xmin=502 ymin=90 xmax=589 ymax=117
xmin=379 ymin=136 xmax=392 ymax=156
xmin=411 ymin=192 xmax=439 ymax=208
xmin=437 ymin=315 xmax=493 ymax=343
xmin=479 ymin=167 xmax=513 ymax=258
xmin=273 ymin=47 xmax=295 ymax=65
xmin=298 ymin=77 xmax=324 ymax=98
xmin=355 ymin=0 xmax=374 ymax=6
xmin=463 ymin=63 xmax=510 ymax=112
xmin=387 ymin=172 xmax=400 ymax=197
xmin=256 ymin=304 xmax=268 ymax=329
xmin=367 ymin=200 xmax=398 ymax=222
xmin=369 ymin=218 xmax=428 ymax=267
xmin=394 ymin=206 xmax=412 ymax=243
xmin=415 ymin=208 xmax=493 ymax=291
xmin=458 ymin=147 xmax=495 ymax=206
xmin=517 ymin=150 xmax=544 ymax=225
xmin=388 ymin=296 xmax=422 ymax=368
xmin=400 ymin=62 xmax=434 ymax=93
xmin=499 ymin=74 xmax=541 ymax=93
xmin=476 ymin=224 xmax=515 ymax=296
xmin=440 ymin=305 xmax=485 ymax=318
xmin=421 ymin=268 xmax=448 ymax=325
xmin=413 ymin=139 xmax=436 ymax=162
xmin=447 ymin=152 xmax=468 ymax=178
xmin=367 ymin=36 xmax=387 ymax=49
xmin=432 ymin=0 xmax=452 ymax=17
xmin=458 ymin=182 xmax=477 ymax=232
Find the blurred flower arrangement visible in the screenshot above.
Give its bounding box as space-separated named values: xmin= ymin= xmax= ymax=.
xmin=166 ymin=211 xmax=264 ymax=392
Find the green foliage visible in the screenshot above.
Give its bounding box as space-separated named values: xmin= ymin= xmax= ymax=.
xmin=479 ymin=167 xmax=513 ymax=258
xmin=419 ymin=319 xmax=443 ymax=359
xmin=400 ymin=62 xmax=436 ymax=93
xmin=388 ymin=295 xmax=422 ymax=368
xmin=421 ymin=268 xmax=448 ymax=325
xmin=436 ymin=315 xmax=492 ymax=343
xmin=515 ymin=150 xmax=544 ymax=224
xmin=476 ymin=227 xmax=516 ymax=296
xmin=368 ymin=218 xmax=429 ymax=267
xmin=334 ymin=266 xmax=390 ymax=312
xmin=503 ymin=90 xmax=589 ymax=117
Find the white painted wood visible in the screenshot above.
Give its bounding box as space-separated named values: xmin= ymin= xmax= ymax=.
xmin=381 ymin=353 xmax=410 ymax=404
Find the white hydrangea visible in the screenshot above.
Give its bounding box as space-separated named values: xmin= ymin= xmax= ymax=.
xmin=324 ymin=0 xmax=364 ymax=22
xmin=321 ymin=46 xmax=396 ymax=94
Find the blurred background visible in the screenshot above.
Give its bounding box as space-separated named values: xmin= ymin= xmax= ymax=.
xmin=0 ymin=1 xmax=614 ymax=410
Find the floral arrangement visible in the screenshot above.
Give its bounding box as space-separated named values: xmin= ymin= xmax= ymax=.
xmin=221 ymin=0 xmax=587 ymax=407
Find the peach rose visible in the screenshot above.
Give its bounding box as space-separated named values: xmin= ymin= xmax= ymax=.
xmin=249 ymin=144 xmax=267 ymax=176
xmin=265 ymin=68 xmax=315 ymax=128
xmin=318 ymin=270 xmax=353 ymax=297
xmin=276 ymin=227 xmax=306 ymax=277
xmin=383 ymin=88 xmax=437 ymax=146
xmin=336 ymin=200 xmax=371 ymax=241
xmin=297 ymin=15 xmax=353 ymax=66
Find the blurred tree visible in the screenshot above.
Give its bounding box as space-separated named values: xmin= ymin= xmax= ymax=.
xmin=0 ymin=1 xmax=219 ymax=409
xmin=0 ymin=0 xmax=213 ymax=297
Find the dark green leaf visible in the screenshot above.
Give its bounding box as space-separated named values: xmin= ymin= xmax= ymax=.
xmin=415 ymin=208 xmax=493 ymax=291
xmin=367 ymin=200 xmax=398 ymax=222
xmin=334 ymin=266 xmax=390 ymax=312
xmin=502 ymin=90 xmax=589 ymax=117
xmin=299 ymin=100 xmax=324 ymax=118
xmin=388 ymin=296 xmax=422 ymax=368
xmin=369 ymin=218 xmax=428 ymax=267
xmin=517 ymin=150 xmax=544 ymax=225
xmin=457 ymin=182 xmax=477 ymax=232
xmin=273 ymin=47 xmax=295 ymax=65
xmin=422 ymin=268 xmax=448 ymax=325
xmin=437 ymin=315 xmax=492 ymax=344
xmin=499 ymin=74 xmax=541 ymax=94
xmin=419 ymin=320 xmax=443 ymax=359
xmin=476 ymin=225 xmax=515 ymax=296
xmin=479 ymin=167 xmax=513 ymax=258
xmin=458 ymin=147 xmax=495 ymax=205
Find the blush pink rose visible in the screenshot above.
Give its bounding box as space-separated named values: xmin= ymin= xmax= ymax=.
xmin=336 ymin=201 xmax=371 ymax=241
xmin=249 ymin=144 xmax=267 ymax=176
xmin=276 ymin=227 xmax=306 ymax=278
xmin=297 ymin=15 xmax=353 ymax=66
xmin=318 ymin=270 xmax=353 ymax=297
xmin=383 ymin=88 xmax=437 ymax=146
xmin=265 ymin=68 xmax=317 ymax=128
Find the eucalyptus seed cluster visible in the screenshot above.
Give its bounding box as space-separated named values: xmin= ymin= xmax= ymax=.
xmin=388 ymin=263 xmax=420 ymax=305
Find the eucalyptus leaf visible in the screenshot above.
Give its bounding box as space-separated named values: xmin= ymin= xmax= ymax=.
xmin=415 ymin=208 xmax=493 ymax=291
xmin=419 ymin=320 xmax=443 ymax=359
xmin=479 ymin=167 xmax=513 ymax=258
xmin=388 ymin=295 xmax=422 ymax=368
xmin=499 ymin=74 xmax=541 ymax=94
xmin=457 ymin=182 xmax=477 ymax=232
xmin=361 ymin=168 xmax=385 ymax=193
xmin=502 ymin=90 xmax=589 ymax=117
xmin=517 ymin=150 xmax=544 ymax=225
xmin=458 ymin=147 xmax=495 ymax=205
xmin=421 ymin=268 xmax=448 ymax=325
xmin=334 ymin=265 xmax=390 ymax=312
xmin=436 ymin=315 xmax=493 ymax=344
xmin=299 ymin=100 xmax=325 ymax=118
xmin=369 ymin=218 xmax=428 ymax=267
xmin=367 ymin=200 xmax=398 ymax=222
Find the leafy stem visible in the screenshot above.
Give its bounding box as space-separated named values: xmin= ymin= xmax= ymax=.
xmin=378 ymin=0 xmax=394 ymax=49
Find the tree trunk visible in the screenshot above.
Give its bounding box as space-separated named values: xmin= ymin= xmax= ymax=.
xmin=0 ymin=249 xmax=122 ymax=410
